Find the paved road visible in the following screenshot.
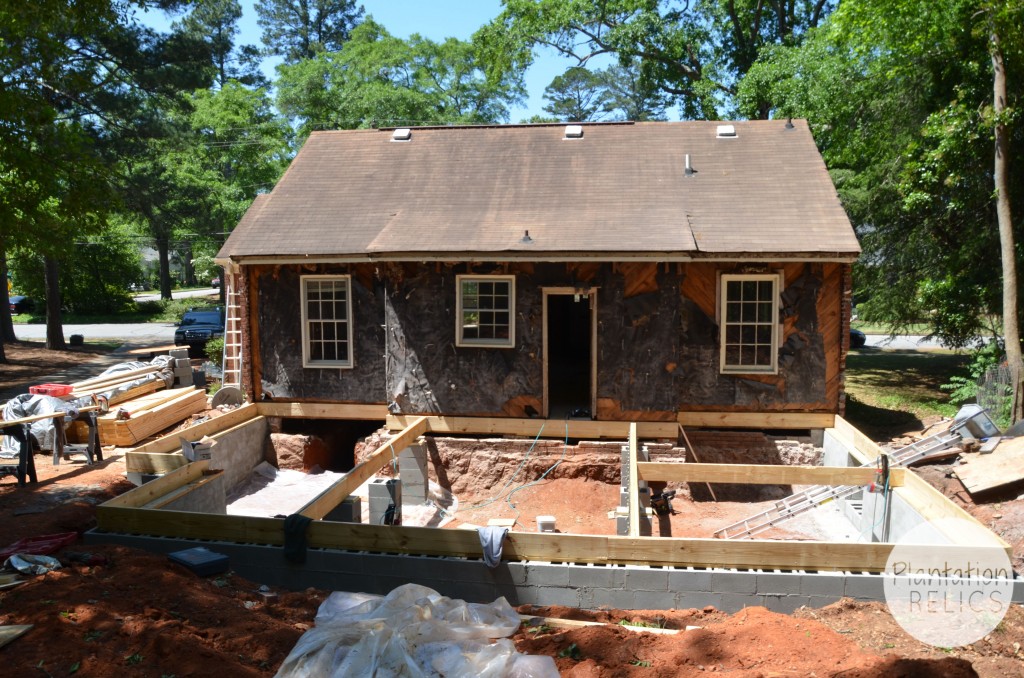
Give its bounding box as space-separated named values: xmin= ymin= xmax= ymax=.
xmin=132 ymin=287 xmax=219 ymax=302
xmin=863 ymin=334 xmax=945 ymax=350
xmin=12 ymin=323 xmax=175 ymax=342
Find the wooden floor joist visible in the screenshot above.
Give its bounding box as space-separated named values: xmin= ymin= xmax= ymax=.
xmin=387 ymin=415 xmax=679 ymax=439
xmin=637 ymin=461 xmax=905 ymax=487
xmin=256 ymin=402 xmax=388 ymax=421
xmin=678 ymin=412 xmax=835 ymax=429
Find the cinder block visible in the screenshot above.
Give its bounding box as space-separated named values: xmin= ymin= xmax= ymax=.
xmin=616 ymin=514 xmax=629 ymax=535
xmin=369 ymin=478 xmax=401 ymax=525
xmin=756 ymin=571 xmax=804 ymax=596
xmin=626 ymin=567 xmax=669 ymax=592
xmin=712 ymin=570 xmax=758 ymax=594
xmin=169 ymin=348 xmax=189 ymax=359
xmin=720 ymin=592 xmax=765 ymax=612
xmin=1013 ymin=578 xmax=1024 ymax=603
xmin=564 ymin=563 xmax=619 ymax=590
xmin=805 ymin=594 xmax=843 ymax=609
xmin=844 ymin=572 xmax=885 ymax=600
xmin=634 ymin=589 xmax=674 ymax=610
xmin=801 ymin=572 xmax=846 ymax=597
xmin=506 ymin=563 xmax=529 ymax=586
xmin=527 ymin=561 xmax=571 ymax=587
xmin=762 ymin=594 xmax=812 ymax=614
xmin=174 ymin=358 xmax=191 ymax=368
xmin=669 ymin=568 xmax=713 ymax=592
xmin=399 ymin=440 xmax=429 ymax=504
xmin=590 ymin=587 xmax=638 ymax=610
xmin=675 ymin=591 xmax=723 ymax=610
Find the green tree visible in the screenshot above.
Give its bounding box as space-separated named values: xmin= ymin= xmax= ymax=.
xmin=739 ymin=0 xmax=1023 ymax=418
xmin=172 ymin=0 xmax=267 ymax=88
xmin=256 ymin=0 xmax=363 ymax=63
xmin=476 ymin=0 xmax=837 ymax=119
xmin=542 ymin=67 xmax=613 ymax=121
xmin=276 ymin=19 xmax=523 ymax=135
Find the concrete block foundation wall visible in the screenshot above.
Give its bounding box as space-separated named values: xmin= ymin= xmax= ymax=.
xmin=88 ymin=531 xmax=1024 ymax=612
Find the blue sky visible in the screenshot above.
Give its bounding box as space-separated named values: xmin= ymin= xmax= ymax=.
xmin=145 ymin=0 xmax=579 ymax=122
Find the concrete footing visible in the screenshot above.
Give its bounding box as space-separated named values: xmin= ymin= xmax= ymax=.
xmin=85 ymin=530 xmax=1024 ymax=611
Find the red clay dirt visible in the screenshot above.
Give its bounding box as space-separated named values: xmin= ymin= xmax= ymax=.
xmin=1 ymin=342 xmax=1023 ymax=675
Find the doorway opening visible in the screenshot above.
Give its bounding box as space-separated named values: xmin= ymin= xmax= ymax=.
xmin=544 ymin=290 xmax=596 ymax=419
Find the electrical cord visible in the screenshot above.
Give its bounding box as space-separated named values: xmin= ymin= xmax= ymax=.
xmin=457 ymin=422 xmax=546 ymax=514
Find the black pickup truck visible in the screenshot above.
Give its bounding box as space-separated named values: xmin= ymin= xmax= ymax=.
xmin=174 ymin=307 xmax=225 ymax=354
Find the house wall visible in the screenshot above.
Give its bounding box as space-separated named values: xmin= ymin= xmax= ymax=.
xmin=248 ymin=261 xmax=847 ymax=417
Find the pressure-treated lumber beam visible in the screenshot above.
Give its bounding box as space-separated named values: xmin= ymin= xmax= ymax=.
xmin=130 ymin=403 xmax=258 ymax=454
xmin=72 ymin=366 xmax=161 ymax=390
xmin=299 ymin=416 xmax=429 ymax=520
xmin=125 ymin=413 xmax=266 ymax=474
xmin=387 ymin=415 xmax=679 ymax=439
xmin=256 ymin=402 xmax=388 ymax=420
xmin=678 ymin=412 xmax=835 ymax=429
xmin=897 ymin=472 xmax=1011 ymax=554
xmin=828 ymin=416 xmax=883 ymax=465
xmin=628 ymin=423 xmax=639 ymax=537
xmin=102 ymin=460 xmax=210 ymax=509
xmin=95 ymin=503 xmax=910 ymax=571
xmin=142 ymin=470 xmax=223 ymax=510
xmin=636 ymin=462 xmax=905 ymax=487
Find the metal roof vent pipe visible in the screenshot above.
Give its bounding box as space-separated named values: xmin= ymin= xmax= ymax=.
xmin=685 ymin=154 xmax=695 ymax=176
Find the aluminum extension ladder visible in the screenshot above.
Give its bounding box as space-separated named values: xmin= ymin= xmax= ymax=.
xmin=713 ymin=428 xmax=964 ymax=539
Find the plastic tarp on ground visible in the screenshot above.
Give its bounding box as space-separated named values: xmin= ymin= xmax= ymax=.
xmin=1 ymin=394 xmax=77 ymax=457
xmin=275 ymin=583 xmax=558 ymax=678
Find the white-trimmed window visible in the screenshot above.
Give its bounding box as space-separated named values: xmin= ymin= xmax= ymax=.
xmin=301 ymin=275 xmax=354 ymax=368
xmin=720 ymin=274 xmax=779 ymax=374
xmin=456 ymin=275 xmax=515 ymax=348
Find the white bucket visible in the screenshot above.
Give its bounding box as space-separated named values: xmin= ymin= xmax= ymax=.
xmin=536 ymin=515 xmax=556 ymax=532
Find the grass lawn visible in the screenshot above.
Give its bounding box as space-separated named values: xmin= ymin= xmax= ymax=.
xmin=844 ymin=348 xmax=970 ymax=439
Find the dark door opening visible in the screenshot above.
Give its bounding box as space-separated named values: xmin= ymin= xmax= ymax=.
xmin=546 ymin=293 xmax=593 ymax=419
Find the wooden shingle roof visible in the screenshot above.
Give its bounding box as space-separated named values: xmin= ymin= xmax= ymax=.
xmin=219 ymin=120 xmax=859 ymax=262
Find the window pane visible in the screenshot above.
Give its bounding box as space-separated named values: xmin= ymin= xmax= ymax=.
xmin=757 ymin=281 xmax=773 ymax=301
xmin=755 ymin=346 xmax=772 ymax=365
xmin=727 ymin=280 xmax=740 ymax=298
xmin=742 ymin=281 xmax=756 ymax=299
xmin=757 ymin=303 xmax=773 ymax=322
xmin=741 ymin=325 xmax=756 ymax=343
xmin=726 ymin=302 xmax=741 ymax=322
xmin=725 ymin=345 xmax=740 ymax=365
xmin=741 ymin=345 xmax=756 ymax=365
xmin=305 ymin=278 xmax=351 ymax=365
xmin=459 ymin=277 xmax=513 ymax=346
xmin=756 ymin=325 xmax=772 ymax=344
xmin=722 ymin=276 xmax=776 ymax=371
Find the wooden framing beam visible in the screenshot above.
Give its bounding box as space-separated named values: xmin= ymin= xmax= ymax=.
xmin=627 ymin=423 xmax=639 ymax=537
xmin=678 ymin=412 xmax=835 ymax=429
xmin=828 ymin=416 xmax=882 ymax=465
xmin=256 ymin=402 xmax=388 ymax=421
xmin=387 ymin=415 xmax=678 ymax=439
xmin=102 ymin=460 xmax=210 ymax=509
xmin=637 ymin=462 xmax=905 ymax=487
xmin=142 ymin=470 xmax=223 ymax=510
xmin=299 ymin=416 xmax=429 ymax=520
xmin=130 ymin=403 xmax=258 ymax=454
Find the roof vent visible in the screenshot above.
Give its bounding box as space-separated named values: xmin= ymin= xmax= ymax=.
xmin=564 ymin=124 xmax=583 ymax=139
xmin=391 ymin=128 xmax=412 ymax=142
xmin=716 ymin=124 xmax=737 ymax=138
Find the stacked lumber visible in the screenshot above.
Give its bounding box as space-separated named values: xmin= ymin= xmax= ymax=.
xmin=97 ymin=387 xmax=208 ymax=447
xmin=71 ymin=366 xmax=163 ymax=399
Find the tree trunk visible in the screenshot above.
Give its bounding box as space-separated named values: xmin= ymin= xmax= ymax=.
xmin=991 ymin=33 xmax=1022 ymax=423
xmin=157 ymin=234 xmax=172 ymax=300
xmin=44 ymin=255 xmax=66 ymax=350
xmin=183 ymin=240 xmax=195 ymax=287
xmin=1 ymin=248 xmax=16 ymax=345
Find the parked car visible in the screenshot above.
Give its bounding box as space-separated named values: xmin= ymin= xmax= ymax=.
xmin=850 ymin=328 xmax=867 ymax=348
xmin=211 ymin=277 xmax=221 ymax=288
xmin=9 ymin=295 xmax=34 ymax=314
xmin=174 ymin=307 xmax=225 ymax=354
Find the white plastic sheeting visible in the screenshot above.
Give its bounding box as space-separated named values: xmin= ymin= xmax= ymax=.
xmin=275 ymin=584 xmax=558 ymax=678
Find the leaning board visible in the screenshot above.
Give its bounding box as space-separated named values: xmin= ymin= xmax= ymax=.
xmin=954 ymin=436 xmax=1024 ymax=495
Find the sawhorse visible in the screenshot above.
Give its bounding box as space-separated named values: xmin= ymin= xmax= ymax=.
xmin=0 ymin=424 xmax=38 ymax=487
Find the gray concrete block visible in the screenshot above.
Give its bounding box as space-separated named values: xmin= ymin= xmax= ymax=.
xmin=527 ymin=562 xmax=571 ymax=587
xmin=616 ymin=514 xmax=629 ymax=535
xmin=634 ymin=589 xmax=674 ymax=610
xmin=564 ymin=563 xmax=617 ymax=590
xmin=844 ymin=572 xmax=885 ymax=600
xmin=1014 ymin=578 xmax=1024 ymax=603
xmin=720 ymin=592 xmax=765 ymax=612
xmin=675 ymin=591 xmax=723 ymax=610
xmin=627 ymin=567 xmax=669 ymax=592
xmin=590 ymin=587 xmax=638 ymax=610
xmin=756 ymin=571 xmax=804 ymax=596
xmin=506 ymin=563 xmax=529 ymax=586
xmin=800 ymin=572 xmax=846 ymax=597
xmin=762 ymin=594 xmax=812 ymax=614
xmin=669 ymin=568 xmax=713 ymax=592
xmin=712 ymin=570 xmax=758 ymax=594
xmin=805 ymin=595 xmax=843 ymax=609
